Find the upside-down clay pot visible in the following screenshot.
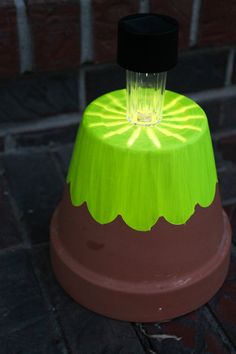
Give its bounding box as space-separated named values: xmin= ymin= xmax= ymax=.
xmin=50 ymin=185 xmax=231 ymax=322
xmin=50 ymin=88 xmax=232 ymax=322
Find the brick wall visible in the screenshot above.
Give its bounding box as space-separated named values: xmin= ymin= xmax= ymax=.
xmin=0 ymin=0 xmax=235 ymax=147
xmin=0 ymin=4 xmax=235 ymax=350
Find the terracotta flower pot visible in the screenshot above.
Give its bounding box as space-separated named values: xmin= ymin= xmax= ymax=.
xmin=50 ymin=89 xmax=231 ymax=322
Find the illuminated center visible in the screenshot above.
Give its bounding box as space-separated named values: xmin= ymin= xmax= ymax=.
xmin=87 ymin=90 xmax=205 ymax=152
xmin=126 ymin=70 xmax=167 ymax=126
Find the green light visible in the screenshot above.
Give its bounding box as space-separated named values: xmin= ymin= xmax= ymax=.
xmin=104 ymin=125 xmax=133 ymax=139
xmin=67 ymin=89 xmax=217 ymax=231
xmin=156 ymin=126 xmax=186 ymax=142
xmin=163 ymin=104 xmax=197 ymax=115
xmin=161 ymin=122 xmax=202 ymax=131
xmin=163 ymin=115 xmax=204 ymax=122
xmin=146 ymin=127 xmax=161 ymax=148
xmin=127 ymin=127 xmax=142 ymax=147
xmin=126 ymin=71 xmax=166 ymax=125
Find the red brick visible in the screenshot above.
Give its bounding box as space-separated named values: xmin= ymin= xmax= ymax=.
xmin=93 ymin=0 xmax=139 ymax=63
xmin=198 ymin=0 xmax=236 ymax=46
xmin=150 ymin=0 xmax=192 ymax=49
xmin=0 ymin=0 xmax=19 ymax=77
xmin=26 ymin=0 xmax=80 ymax=72
xmin=204 ymin=332 xmax=230 ymax=354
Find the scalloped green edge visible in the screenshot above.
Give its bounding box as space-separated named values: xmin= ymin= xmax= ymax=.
xmin=67 ymin=89 xmax=218 ymax=231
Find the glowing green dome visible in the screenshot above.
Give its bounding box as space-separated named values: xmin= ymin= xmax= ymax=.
xmin=67 ymin=89 xmax=217 ymax=231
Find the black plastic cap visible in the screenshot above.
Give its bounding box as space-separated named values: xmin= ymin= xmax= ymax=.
xmin=117 ymin=13 xmax=179 ymax=73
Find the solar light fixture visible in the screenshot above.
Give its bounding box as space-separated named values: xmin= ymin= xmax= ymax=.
xmin=50 ymin=14 xmax=232 ymax=322
xmin=117 ymin=14 xmax=178 ymax=125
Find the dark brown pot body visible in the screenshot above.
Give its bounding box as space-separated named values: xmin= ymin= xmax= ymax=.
xmin=50 ymin=185 xmax=231 ymax=322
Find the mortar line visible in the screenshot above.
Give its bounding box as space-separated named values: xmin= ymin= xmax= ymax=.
xmin=0 ymin=242 xmax=31 ymax=256
xmin=28 ymin=244 xmax=71 ymax=354
xmin=225 ymin=48 xmax=236 ymax=86
xmin=0 ymin=112 xmax=81 ymax=138
xmin=4 ymin=134 xmax=17 ymax=152
xmin=78 ymin=66 xmax=86 ymax=110
xmin=203 ymin=306 xmax=236 ymax=353
xmin=80 ymin=0 xmax=93 ymax=63
xmin=0 ymin=172 xmax=30 ymax=248
xmin=139 ymin=0 xmax=150 ymax=13
xmin=49 ymin=148 xmax=66 ymax=184
xmin=0 ymin=315 xmax=49 ymax=338
xmin=221 ymin=196 xmax=236 ymax=206
xmin=189 ymin=0 xmax=202 ymax=47
xmin=189 ymin=85 xmax=236 ymax=102
xmin=14 ymin=0 xmax=33 ymax=73
xmin=132 ymin=323 xmax=155 ymax=353
xmin=78 ymin=0 xmax=93 ymax=111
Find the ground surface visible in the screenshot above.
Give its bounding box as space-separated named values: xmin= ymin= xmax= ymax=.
xmin=0 ymin=125 xmax=236 ymax=354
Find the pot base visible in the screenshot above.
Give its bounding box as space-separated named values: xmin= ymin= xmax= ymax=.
xmin=50 ymin=186 xmax=231 ymax=322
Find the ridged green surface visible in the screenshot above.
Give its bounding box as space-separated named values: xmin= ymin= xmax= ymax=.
xmin=67 ymin=89 xmax=217 ymax=231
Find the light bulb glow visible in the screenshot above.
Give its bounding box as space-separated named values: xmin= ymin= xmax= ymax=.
xmin=126 ymin=70 xmax=166 ymax=125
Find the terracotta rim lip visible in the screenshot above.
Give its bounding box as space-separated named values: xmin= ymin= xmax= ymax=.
xmin=51 ymin=208 xmax=232 ymax=295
